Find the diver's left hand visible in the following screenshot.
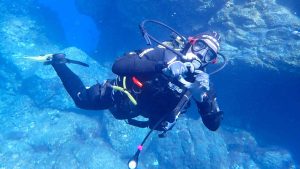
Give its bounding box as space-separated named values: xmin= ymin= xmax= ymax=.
xmin=186 ymin=70 xmax=210 ymax=102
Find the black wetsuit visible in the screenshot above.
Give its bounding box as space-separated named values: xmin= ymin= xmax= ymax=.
xmin=52 ymin=47 xmax=223 ymax=131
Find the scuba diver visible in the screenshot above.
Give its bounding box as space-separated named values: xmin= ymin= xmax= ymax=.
xmin=44 ymin=29 xmax=223 ymax=132
xmin=31 ymin=20 xmax=226 ymax=169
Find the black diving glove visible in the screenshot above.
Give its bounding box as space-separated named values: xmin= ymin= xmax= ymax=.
xmin=201 ymin=110 xmax=223 ymax=131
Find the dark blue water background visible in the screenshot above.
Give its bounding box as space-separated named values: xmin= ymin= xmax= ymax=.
xmin=35 ymin=0 xmax=300 ymax=164
xmin=277 ymin=0 xmax=300 ymax=17
xmin=37 ymin=0 xmax=99 ymax=53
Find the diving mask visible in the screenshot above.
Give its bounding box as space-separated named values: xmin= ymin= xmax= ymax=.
xmin=192 ymin=40 xmax=217 ymax=63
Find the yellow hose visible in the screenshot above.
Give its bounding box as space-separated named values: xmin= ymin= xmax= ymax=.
xmin=123 ymin=76 xmax=127 ymax=89
xmin=111 ymin=85 xmax=137 ymax=106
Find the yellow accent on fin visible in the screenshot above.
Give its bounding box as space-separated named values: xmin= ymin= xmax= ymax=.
xmin=23 ymin=54 xmax=53 ymax=62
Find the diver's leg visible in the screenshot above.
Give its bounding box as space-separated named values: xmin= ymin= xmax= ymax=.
xmin=52 ymin=62 xmax=114 ymax=110
xmin=52 ymin=63 xmax=85 ymax=102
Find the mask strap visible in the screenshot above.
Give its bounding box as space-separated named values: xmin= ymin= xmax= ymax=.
xmin=188 ymin=37 xmax=198 ymax=45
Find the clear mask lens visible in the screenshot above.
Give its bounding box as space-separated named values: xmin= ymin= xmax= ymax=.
xmin=204 ymin=49 xmax=217 ymax=62
xmin=192 ymin=40 xmax=207 ymax=52
xmin=192 ymin=40 xmax=217 ymax=63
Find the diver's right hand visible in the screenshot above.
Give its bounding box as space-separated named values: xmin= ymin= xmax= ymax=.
xmin=46 ymin=53 xmax=67 ymax=65
xmin=163 ymin=61 xmax=188 ymax=78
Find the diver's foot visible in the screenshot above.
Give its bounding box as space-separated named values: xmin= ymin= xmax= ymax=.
xmin=44 ymin=53 xmax=68 ymax=65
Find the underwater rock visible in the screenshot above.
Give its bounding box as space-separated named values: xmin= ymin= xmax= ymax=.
xmin=146 ymin=117 xmax=229 ymax=169
xmin=102 ymin=112 xmax=149 ymax=157
xmin=0 ymin=13 xmax=60 ymax=78
xmin=221 ymin=127 xmax=296 ymax=169
xmin=100 ymin=111 xmax=230 ymax=169
xmin=0 ymin=0 xmax=67 ymax=78
xmin=209 ymin=0 xmax=300 ymax=73
xmin=103 ymin=113 xmax=297 ymax=169
xmin=0 ymin=39 xmax=125 ymax=168
xmin=0 ymin=94 xmax=126 ymax=169
xmin=254 ymin=149 xmax=296 ymax=169
xmin=58 ymin=47 xmax=113 ymax=85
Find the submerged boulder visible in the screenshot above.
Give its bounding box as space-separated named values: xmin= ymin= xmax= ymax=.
xmin=0 ymin=94 xmax=126 ymax=169
xmin=0 ymin=0 xmax=66 ymax=78
xmin=209 ymin=0 xmax=300 ymax=73
xmin=101 ymin=110 xmax=297 ymax=169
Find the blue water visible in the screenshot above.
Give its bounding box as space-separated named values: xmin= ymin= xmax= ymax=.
xmin=277 ymin=0 xmax=300 ymax=17
xmin=37 ymin=0 xmax=99 ymax=53
xmin=0 ymin=0 xmax=299 ymax=168
xmin=214 ymin=62 xmax=300 ymax=163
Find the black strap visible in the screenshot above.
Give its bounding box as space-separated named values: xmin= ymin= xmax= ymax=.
xmin=127 ymin=118 xmax=149 ymax=128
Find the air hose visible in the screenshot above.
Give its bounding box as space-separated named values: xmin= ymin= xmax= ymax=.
xmin=139 ymin=19 xmax=227 ymax=75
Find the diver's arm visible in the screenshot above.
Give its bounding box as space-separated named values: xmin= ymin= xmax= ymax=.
xmin=195 ymin=88 xmax=223 ymax=131
xmin=186 ymin=71 xmax=223 ymax=131
xmin=112 ymin=48 xmax=166 ymax=76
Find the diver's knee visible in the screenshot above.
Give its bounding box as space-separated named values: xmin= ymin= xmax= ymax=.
xmin=73 ymin=91 xmax=94 ymax=109
xmin=201 ymin=111 xmax=223 ymax=131
xmin=74 ymin=98 xmax=88 ymax=109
